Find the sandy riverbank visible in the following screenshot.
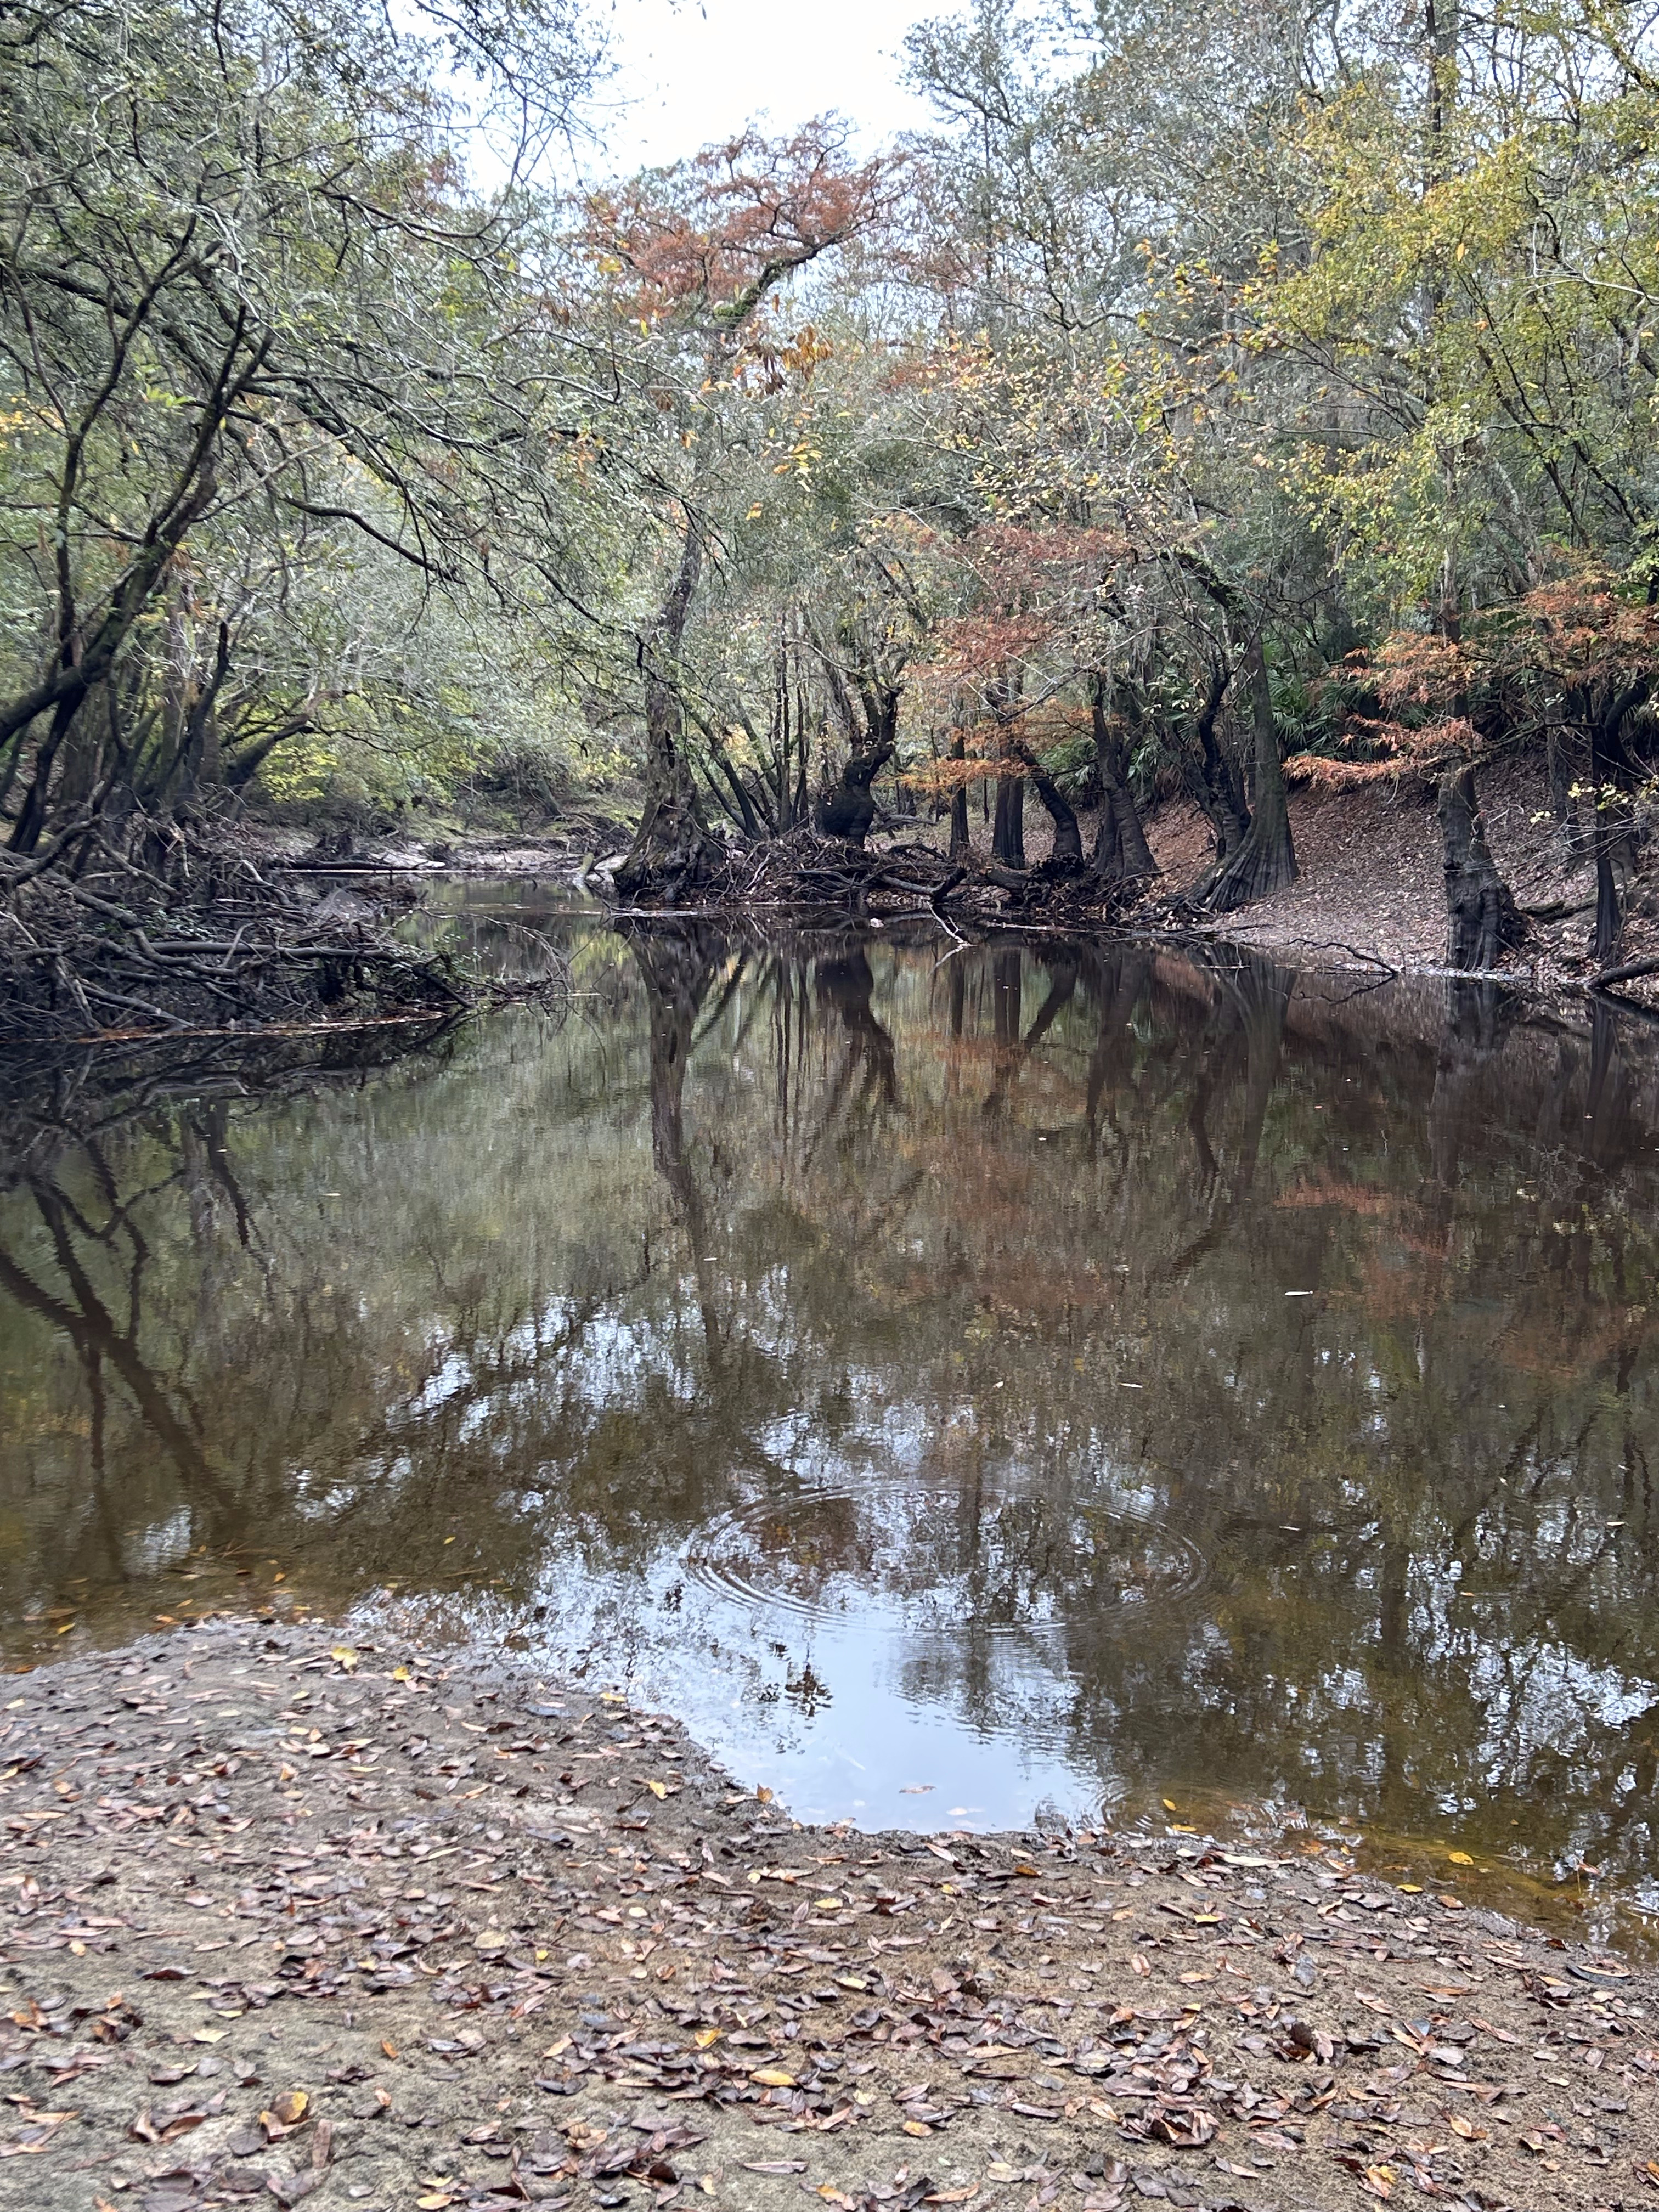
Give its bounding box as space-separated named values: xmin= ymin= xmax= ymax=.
xmin=1 ymin=1620 xmax=1651 ymax=2212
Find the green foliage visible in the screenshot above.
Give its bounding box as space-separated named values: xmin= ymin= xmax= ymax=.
xmin=6 ymin=0 xmax=1659 ymax=864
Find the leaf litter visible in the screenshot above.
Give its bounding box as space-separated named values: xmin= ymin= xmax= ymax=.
xmin=0 ymin=1621 xmax=1651 ymax=2211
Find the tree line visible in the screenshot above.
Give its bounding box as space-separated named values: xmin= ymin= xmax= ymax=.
xmin=6 ymin=0 xmax=1659 ymax=969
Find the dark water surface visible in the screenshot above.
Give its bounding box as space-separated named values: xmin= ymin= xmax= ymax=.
xmin=5 ymin=901 xmax=1659 ymax=1931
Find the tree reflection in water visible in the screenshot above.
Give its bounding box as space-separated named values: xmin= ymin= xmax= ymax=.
xmin=2 ymin=921 xmax=1659 ymax=1903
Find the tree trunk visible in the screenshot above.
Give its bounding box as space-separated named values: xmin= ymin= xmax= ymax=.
xmin=1090 ymin=679 xmax=1156 ymax=881
xmin=1438 ymin=763 xmax=1523 ymax=970
xmin=616 ymin=511 xmax=721 ymax=899
xmin=815 ymin=686 xmax=899 ymax=844
xmin=1547 ymin=711 xmax=1583 ymax=856
xmin=1589 ymin=715 xmax=1628 ymax=967
xmin=1013 ymin=741 xmax=1082 ymax=867
xmin=1172 ymin=552 xmax=1295 ymax=909
xmin=992 ymin=772 xmax=1025 ymax=866
xmin=1189 ymin=660 xmax=1248 ymax=860
xmin=1197 ymin=635 xmax=1296 ymax=911
xmin=948 ymin=731 xmax=970 ymax=861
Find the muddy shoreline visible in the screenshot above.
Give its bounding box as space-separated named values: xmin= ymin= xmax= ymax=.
xmin=3 ymin=1619 xmax=1652 ymax=2212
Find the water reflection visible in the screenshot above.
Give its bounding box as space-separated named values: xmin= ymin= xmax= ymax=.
xmin=3 ymin=917 xmax=1659 ymax=1926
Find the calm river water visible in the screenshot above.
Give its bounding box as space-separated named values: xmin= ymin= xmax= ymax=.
xmin=4 ymin=896 xmax=1659 ymax=1930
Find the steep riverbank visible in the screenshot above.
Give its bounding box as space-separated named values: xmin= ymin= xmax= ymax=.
xmin=3 ymin=1620 xmax=1651 ymax=2212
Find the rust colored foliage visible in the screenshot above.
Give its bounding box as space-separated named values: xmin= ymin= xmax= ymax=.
xmin=1514 ymin=570 xmax=1659 ymax=686
xmin=1358 ymin=630 xmax=1473 ymax=715
xmin=1288 ymin=630 xmax=1479 ymax=791
xmin=921 ymin=524 xmax=1133 ymax=698
xmin=904 ymin=702 xmax=1093 ymax=798
xmin=587 ymin=125 xmax=894 ymax=326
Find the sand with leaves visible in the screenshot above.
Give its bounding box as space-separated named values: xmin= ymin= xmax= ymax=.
xmin=0 ymin=1620 xmax=1654 ymax=2212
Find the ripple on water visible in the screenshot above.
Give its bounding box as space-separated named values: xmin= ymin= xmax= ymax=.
xmin=684 ymin=1477 xmax=1207 ymax=1636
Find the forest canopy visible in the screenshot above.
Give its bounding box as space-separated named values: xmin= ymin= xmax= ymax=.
xmin=5 ymin=0 xmax=1659 ymax=953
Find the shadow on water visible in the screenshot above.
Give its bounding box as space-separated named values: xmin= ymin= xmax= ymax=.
xmin=4 ymin=907 xmax=1659 ymax=1940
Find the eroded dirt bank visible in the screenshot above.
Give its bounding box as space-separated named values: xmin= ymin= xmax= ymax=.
xmin=1 ymin=1622 xmax=1651 ymax=2212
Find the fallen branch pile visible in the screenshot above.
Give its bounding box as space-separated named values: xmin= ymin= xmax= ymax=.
xmin=611 ymin=826 xmax=1154 ymax=933
xmin=0 ymin=820 xmax=560 ymax=1043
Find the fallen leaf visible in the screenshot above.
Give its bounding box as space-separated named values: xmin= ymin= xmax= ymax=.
xmin=1446 ymin=1850 xmax=1474 ymax=1866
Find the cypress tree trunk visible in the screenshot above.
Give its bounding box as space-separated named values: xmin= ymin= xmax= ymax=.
xmin=1013 ymin=741 xmax=1082 ymax=867
xmin=948 ymin=731 xmax=970 ymax=862
xmin=617 ymin=512 xmax=721 ymax=900
xmin=1589 ymin=718 xmax=1626 ymax=967
xmin=1090 ymin=679 xmax=1156 ymax=881
xmin=814 ymin=687 xmax=898 ymax=844
xmin=992 ymin=774 xmax=1025 ymax=866
xmin=1438 ymin=763 xmax=1523 ymax=970
xmin=1173 ymin=552 xmax=1296 ymax=910
xmin=1190 ymin=661 xmax=1249 ymax=860
xmin=1197 ymin=635 xmax=1296 ymax=911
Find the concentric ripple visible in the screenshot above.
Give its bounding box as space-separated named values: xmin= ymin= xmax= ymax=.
xmin=685 ymin=1477 xmax=1206 ymax=1635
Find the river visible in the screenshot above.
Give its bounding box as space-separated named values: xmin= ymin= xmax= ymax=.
xmin=3 ymin=896 xmax=1657 ymax=1937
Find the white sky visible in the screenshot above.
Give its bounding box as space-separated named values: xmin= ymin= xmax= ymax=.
xmin=592 ymin=0 xmax=945 ymax=171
